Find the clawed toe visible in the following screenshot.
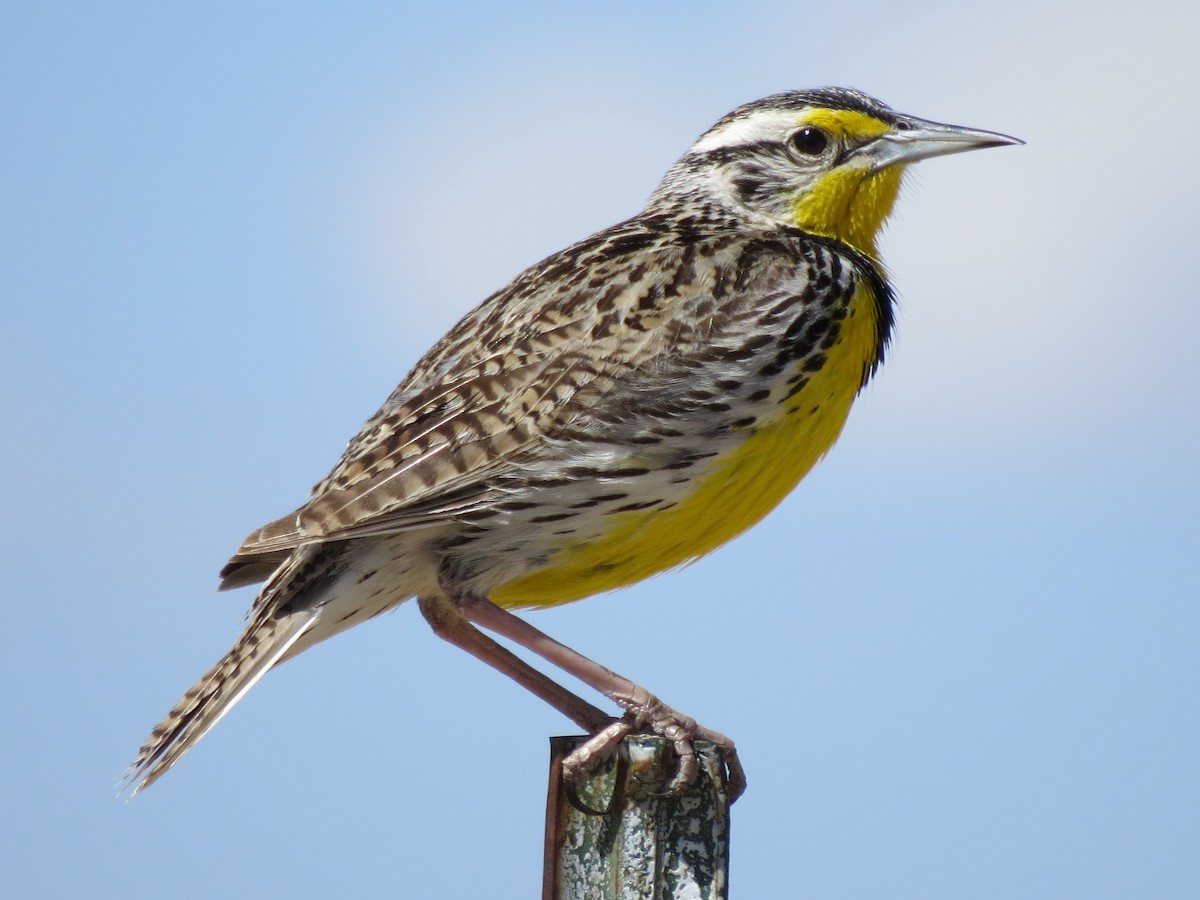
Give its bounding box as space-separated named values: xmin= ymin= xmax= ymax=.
xmin=562 ymin=720 xmax=632 ymax=784
xmin=561 ymin=696 xmax=745 ymax=802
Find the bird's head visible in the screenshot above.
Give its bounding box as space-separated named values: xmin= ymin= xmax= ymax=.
xmin=652 ymin=87 xmax=1021 ymax=258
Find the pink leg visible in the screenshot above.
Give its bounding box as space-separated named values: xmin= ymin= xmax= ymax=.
xmin=444 ymin=590 xmax=746 ymax=800
xmin=417 ymin=595 xmax=611 ymax=733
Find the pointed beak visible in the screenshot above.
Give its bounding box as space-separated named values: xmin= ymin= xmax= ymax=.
xmin=864 ymin=116 xmax=1023 ymax=171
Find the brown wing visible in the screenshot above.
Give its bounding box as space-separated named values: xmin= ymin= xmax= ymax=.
xmin=219 ymin=219 xmax=665 ymax=587
xmin=220 ymin=338 xmax=603 ymax=587
xmin=218 ymin=218 xmax=824 ymax=591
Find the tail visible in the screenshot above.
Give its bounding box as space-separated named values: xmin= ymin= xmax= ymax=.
xmin=123 ymin=608 xmax=318 ymax=796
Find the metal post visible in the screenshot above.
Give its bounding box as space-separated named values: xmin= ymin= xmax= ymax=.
xmin=543 ymin=735 xmax=731 ymax=900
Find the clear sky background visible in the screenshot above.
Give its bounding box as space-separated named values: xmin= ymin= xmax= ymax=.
xmin=3 ymin=2 xmax=1197 ymax=898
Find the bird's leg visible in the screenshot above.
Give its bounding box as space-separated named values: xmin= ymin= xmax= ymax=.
xmin=440 ymin=588 xmax=746 ymax=801
xmin=417 ymin=594 xmax=612 ymax=733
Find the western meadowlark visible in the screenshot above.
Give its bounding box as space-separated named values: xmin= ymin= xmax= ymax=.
xmin=128 ymin=87 xmax=1020 ymax=799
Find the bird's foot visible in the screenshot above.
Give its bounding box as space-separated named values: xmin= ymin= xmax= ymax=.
xmin=562 ymin=689 xmax=746 ymax=801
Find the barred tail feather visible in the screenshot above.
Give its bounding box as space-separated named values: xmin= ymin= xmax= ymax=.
xmin=124 ymin=611 xmax=318 ymax=795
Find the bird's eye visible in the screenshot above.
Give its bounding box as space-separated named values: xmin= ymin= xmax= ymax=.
xmin=789 ymin=126 xmax=829 ymax=156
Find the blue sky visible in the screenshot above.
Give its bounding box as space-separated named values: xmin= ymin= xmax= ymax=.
xmin=3 ymin=2 xmax=1197 ymax=897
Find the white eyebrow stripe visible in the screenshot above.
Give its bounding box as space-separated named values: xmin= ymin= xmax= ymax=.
xmin=689 ymin=109 xmax=807 ymax=154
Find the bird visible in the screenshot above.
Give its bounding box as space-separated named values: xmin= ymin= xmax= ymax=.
xmin=127 ymin=87 xmax=1021 ymax=799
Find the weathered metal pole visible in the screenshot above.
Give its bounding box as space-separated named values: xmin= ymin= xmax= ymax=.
xmin=543 ymin=736 xmax=731 ymax=899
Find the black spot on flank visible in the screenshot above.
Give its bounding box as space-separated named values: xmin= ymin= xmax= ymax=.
xmin=651 ymin=426 xmax=685 ymax=438
xmin=759 ymin=361 xmax=785 ymax=377
xmin=715 ymin=379 xmax=743 ymax=391
xmin=802 ymin=353 xmax=828 ymax=372
xmin=564 ymin=465 xmax=612 ymax=479
xmin=741 ymin=333 xmax=774 ymax=352
xmin=782 ymin=379 xmax=809 ymax=401
xmin=611 ymin=467 xmax=651 ymax=478
xmin=529 ymin=476 xmax=575 ymax=488
xmin=572 ymin=492 xmax=630 ymax=507
xmin=610 ymin=499 xmax=664 ymax=513
xmin=529 ymin=512 xmax=577 ymax=523
xmin=785 ymin=335 xmax=818 ymax=361
xmin=731 ymin=417 xmax=757 ymax=428
xmin=438 ymin=533 xmax=477 ymax=550
xmin=712 ymin=346 xmax=756 ymax=363
xmin=808 ymin=317 xmax=832 ymax=337
xmin=783 ymin=310 xmax=817 ymax=340
xmin=746 ymin=388 xmax=771 ymax=402
xmin=569 ymin=491 xmax=629 ymax=509
xmin=497 ymin=500 xmax=538 ymax=511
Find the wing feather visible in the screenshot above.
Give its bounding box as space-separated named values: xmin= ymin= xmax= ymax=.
xmin=219 ymin=218 xmax=817 ymax=585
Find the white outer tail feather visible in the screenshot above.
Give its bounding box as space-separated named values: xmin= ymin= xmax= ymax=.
xmin=124 ymin=610 xmax=319 ymax=795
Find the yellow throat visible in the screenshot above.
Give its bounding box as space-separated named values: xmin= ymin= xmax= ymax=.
xmin=789 ymin=109 xmax=904 ymax=257
xmin=490 ymin=106 xmax=911 ymax=609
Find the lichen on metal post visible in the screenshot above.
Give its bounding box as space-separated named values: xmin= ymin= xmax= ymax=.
xmin=543 ymin=735 xmax=730 ymax=900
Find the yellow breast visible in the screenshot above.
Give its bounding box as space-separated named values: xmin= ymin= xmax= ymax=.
xmin=491 ymin=281 xmax=881 ymax=609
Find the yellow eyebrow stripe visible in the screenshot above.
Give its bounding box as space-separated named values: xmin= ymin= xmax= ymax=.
xmin=797 ymin=108 xmax=891 ymax=141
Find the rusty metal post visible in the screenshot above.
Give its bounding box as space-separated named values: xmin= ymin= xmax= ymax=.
xmin=543 ymin=735 xmax=731 ymax=899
